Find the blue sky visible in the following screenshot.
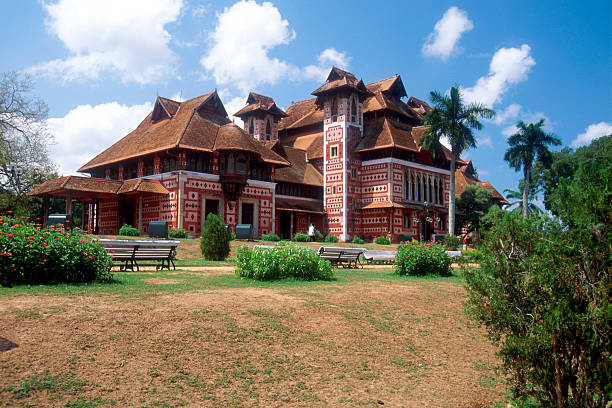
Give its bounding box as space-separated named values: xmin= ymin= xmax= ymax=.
xmin=1 ymin=0 xmax=611 ymax=198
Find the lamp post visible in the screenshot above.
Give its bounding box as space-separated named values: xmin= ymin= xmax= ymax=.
xmin=424 ymin=201 xmax=430 ymax=242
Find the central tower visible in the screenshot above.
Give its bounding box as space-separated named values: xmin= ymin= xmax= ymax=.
xmin=312 ymin=67 xmax=370 ymax=241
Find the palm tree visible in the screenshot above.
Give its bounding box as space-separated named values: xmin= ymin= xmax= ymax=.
xmin=503 ymin=188 xmax=543 ymax=216
xmin=421 ymin=85 xmax=494 ymax=235
xmin=504 ymin=120 xmax=561 ymax=218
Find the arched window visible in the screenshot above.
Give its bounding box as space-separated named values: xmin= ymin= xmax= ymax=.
xmin=227 ymin=153 xmax=234 ymax=174
xmin=350 ymin=97 xmax=357 ymax=123
xmin=248 ymin=119 xmax=254 ymax=135
xmin=265 ymin=119 xmax=271 ymax=140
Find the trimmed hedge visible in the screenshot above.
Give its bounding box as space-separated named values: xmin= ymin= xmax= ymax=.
xmin=324 ymin=234 xmax=338 ymax=243
xmin=119 ymin=224 xmax=139 ymax=236
xmin=0 ymin=215 xmax=113 ymax=286
xmin=374 ymin=236 xmax=390 ymax=245
xmin=261 ymin=233 xmax=281 ymax=242
xmin=236 ymin=243 xmax=333 ymax=281
xmin=168 ymin=228 xmax=188 ymax=239
xmin=200 ymin=213 xmax=230 ymax=261
xmin=293 ymin=232 xmax=310 ymax=242
xmin=394 ymin=241 xmax=451 ymax=276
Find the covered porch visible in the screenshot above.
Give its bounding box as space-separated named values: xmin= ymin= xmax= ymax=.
xmin=27 ymin=176 xmax=169 ymax=235
xmin=275 ymin=197 xmax=326 ymax=240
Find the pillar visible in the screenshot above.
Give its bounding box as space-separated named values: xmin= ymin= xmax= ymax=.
xmin=43 ymin=195 xmax=49 ymax=227
xmin=81 ymin=200 xmax=86 ymax=230
xmin=138 ymin=193 xmax=143 ymax=234
xmin=154 ymin=155 xmax=161 ymax=174
xmin=118 ymin=165 xmax=124 ymax=181
xmin=137 ymin=159 xmax=145 ymax=177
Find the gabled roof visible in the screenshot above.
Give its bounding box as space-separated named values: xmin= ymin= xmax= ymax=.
xmin=311 ymin=67 xmax=370 ymax=97
xmin=365 ymin=75 xmax=407 ymax=99
xmin=278 ymin=98 xmax=323 ymax=130
xmin=274 ymin=145 xmax=323 ymax=186
xmin=454 ymin=163 xmax=509 ymax=205
xmin=234 ymin=92 xmax=288 ymax=118
xmin=356 ymin=118 xmax=422 ymax=153
xmin=78 ymin=91 xmax=287 ymax=172
xmin=406 ymin=96 xmax=432 ymax=115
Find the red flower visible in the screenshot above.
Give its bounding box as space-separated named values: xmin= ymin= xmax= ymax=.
xmin=6 ymin=252 xmax=12 ymax=257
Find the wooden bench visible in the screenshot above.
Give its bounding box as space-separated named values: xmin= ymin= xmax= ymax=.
xmin=363 ymin=250 xmax=397 ymax=264
xmin=94 ymin=239 xmax=181 ymax=271
xmin=317 ymin=246 xmax=366 ymax=268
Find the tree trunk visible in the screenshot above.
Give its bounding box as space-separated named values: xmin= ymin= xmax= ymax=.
xmin=523 ymin=165 xmax=531 ymax=218
xmin=449 ymin=151 xmax=456 ymax=235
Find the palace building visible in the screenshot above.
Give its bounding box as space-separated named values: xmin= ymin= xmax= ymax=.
xmin=29 ymin=67 xmax=507 ymax=242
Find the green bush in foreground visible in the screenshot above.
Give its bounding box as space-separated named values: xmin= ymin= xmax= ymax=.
xmin=314 ymin=229 xmax=324 ymax=242
xmin=292 ymin=232 xmax=310 ymax=242
xmin=200 ymin=213 xmax=230 ymax=261
xmin=236 ymin=243 xmax=333 ymax=281
xmin=261 ymin=233 xmax=280 ymax=242
xmin=394 ymin=241 xmax=451 ymax=276
xmin=440 ymin=234 xmax=461 ymax=249
xmin=168 ymin=228 xmax=188 ymax=239
xmin=118 ymin=224 xmax=139 ymax=236
xmin=351 ymin=235 xmax=365 ymax=244
xmin=374 ymin=236 xmax=390 ymax=245
xmin=324 ymin=234 xmax=338 ymax=243
xmin=0 ymin=215 xmax=113 ymax=286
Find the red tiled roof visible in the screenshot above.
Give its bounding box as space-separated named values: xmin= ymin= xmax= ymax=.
xmin=356 ymin=118 xmax=421 ymax=153
xmin=311 ymin=67 xmax=370 ymax=97
xmin=28 ymin=176 xmax=169 ymax=197
xmin=274 ymin=146 xmax=323 ymax=186
xmin=234 ymin=92 xmax=288 ymax=118
xmin=278 ymin=98 xmax=319 ymax=130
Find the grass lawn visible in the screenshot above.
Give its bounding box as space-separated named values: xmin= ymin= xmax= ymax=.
xmin=0 ymin=254 xmax=505 ymax=407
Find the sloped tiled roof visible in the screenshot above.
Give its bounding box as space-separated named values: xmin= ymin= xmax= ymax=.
xmin=79 ymin=91 xmax=288 ymax=171
xmin=274 ymin=146 xmax=323 ymax=186
xmin=278 ymin=98 xmax=319 ymax=130
xmin=276 ymin=197 xmax=324 ymax=214
xmin=234 ymin=92 xmax=288 ymax=118
xmin=312 ymin=67 xmax=370 ymax=97
xmin=28 ymin=176 xmax=169 ymax=197
xmin=365 ymin=75 xmax=407 ymax=98
xmin=454 ymin=162 xmax=509 ymax=205
xmin=358 ymin=200 xmax=407 ymax=210
xmin=356 ymin=118 xmax=422 ymax=152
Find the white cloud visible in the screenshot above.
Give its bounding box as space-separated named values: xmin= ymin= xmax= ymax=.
xmin=303 ymin=48 xmax=351 ymax=82
xmin=191 ymin=4 xmax=208 ymax=17
xmin=201 ymin=0 xmax=297 ymax=93
xmin=571 ymin=122 xmax=612 ymax=147
xmin=501 ymin=111 xmax=552 ymax=139
xmin=494 ymin=103 xmax=522 ymax=125
xmin=218 ymin=89 xmax=246 ymax=127
xmin=30 ymin=0 xmax=183 ymax=85
xmin=462 ymin=44 xmax=535 ymax=107
xmin=200 ymin=1 xmax=350 ymax=93
xmin=46 ymin=102 xmax=152 ymax=174
xmin=422 ymin=7 xmax=473 ymax=61
xmin=477 ymin=135 xmax=493 ymax=148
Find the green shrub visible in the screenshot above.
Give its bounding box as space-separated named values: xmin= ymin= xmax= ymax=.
xmin=351 ymin=235 xmax=365 ymax=244
xmin=236 ymin=243 xmax=333 ymax=281
xmin=118 ymin=224 xmax=139 ymax=236
xmin=200 ymin=213 xmax=230 ymax=261
xmin=261 ymin=233 xmax=280 ymax=242
xmin=440 ymin=234 xmax=461 ymax=249
xmin=324 ymin=234 xmax=338 ymax=243
xmin=0 ymin=215 xmax=113 ymax=286
xmin=314 ymin=229 xmax=324 ymax=242
xmin=374 ymin=236 xmax=390 ymax=245
xmin=293 ymin=232 xmax=310 ymax=242
xmin=394 ymin=241 xmax=451 ymax=276
xmin=168 ymin=228 xmax=188 ymax=239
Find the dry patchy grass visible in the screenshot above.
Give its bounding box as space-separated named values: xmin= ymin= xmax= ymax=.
xmin=0 ymin=267 xmax=504 ymax=407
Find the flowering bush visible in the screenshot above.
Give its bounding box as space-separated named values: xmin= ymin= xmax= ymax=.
xmin=394 ymin=241 xmax=451 ymax=276
xmin=0 ymin=215 xmax=113 ymax=286
xmin=236 ymin=243 xmax=333 ymax=281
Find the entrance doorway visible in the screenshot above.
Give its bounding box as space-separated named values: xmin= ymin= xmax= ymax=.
xmin=241 ymin=203 xmax=254 ymax=225
xmin=204 ymin=199 xmax=219 ymax=220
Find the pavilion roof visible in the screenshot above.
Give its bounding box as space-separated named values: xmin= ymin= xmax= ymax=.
xmin=27 ymin=176 xmax=169 ymax=198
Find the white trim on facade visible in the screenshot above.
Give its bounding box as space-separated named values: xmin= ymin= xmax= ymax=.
xmin=275 ymin=194 xmax=321 ymax=203
xmin=361 ymin=158 xmax=451 ymax=176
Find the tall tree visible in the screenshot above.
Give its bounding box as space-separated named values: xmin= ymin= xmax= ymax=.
xmin=421 ymin=85 xmax=494 ymax=235
xmin=504 ymin=119 xmax=561 ymax=218
xmin=0 ymin=71 xmax=55 ymax=214
xmin=503 ymin=187 xmax=543 ymax=216
xmin=455 ymin=184 xmax=494 ymax=237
